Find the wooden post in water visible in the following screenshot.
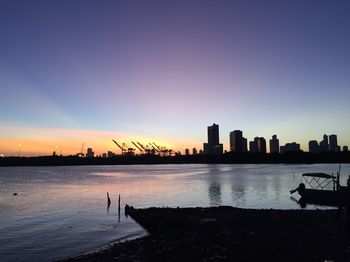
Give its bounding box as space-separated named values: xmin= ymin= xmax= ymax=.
xmin=118 ymin=194 xmax=121 ymax=222
xmin=107 ymin=192 xmax=111 ymax=206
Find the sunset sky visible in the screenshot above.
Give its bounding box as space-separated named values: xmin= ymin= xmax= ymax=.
xmin=1 ymin=0 xmax=350 ymax=156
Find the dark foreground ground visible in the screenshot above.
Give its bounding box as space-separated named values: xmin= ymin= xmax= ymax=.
xmin=63 ymin=206 xmax=350 ymax=262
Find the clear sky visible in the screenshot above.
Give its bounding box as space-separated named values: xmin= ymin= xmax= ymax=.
xmin=1 ymin=0 xmax=350 ymax=156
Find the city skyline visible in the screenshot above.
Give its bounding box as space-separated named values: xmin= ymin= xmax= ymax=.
xmin=0 ymin=122 xmax=347 ymax=156
xmin=1 ymin=1 xmax=350 ymax=156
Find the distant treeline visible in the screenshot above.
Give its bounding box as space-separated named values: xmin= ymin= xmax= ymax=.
xmin=1 ymin=152 xmax=350 ymax=166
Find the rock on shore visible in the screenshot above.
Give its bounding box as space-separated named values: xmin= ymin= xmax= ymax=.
xmin=63 ymin=206 xmax=350 ymax=261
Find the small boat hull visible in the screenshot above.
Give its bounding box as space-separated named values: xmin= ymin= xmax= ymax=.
xmin=299 ymin=187 xmax=346 ymax=207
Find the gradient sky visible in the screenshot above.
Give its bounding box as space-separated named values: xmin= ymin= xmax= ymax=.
xmin=1 ymin=0 xmax=350 ymax=156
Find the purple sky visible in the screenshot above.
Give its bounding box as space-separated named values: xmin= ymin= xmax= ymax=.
xmin=1 ymin=0 xmax=350 ymax=155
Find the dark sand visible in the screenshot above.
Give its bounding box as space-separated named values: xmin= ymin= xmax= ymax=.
xmin=63 ymin=206 xmax=350 ymax=261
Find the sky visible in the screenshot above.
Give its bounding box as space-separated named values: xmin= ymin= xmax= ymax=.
xmin=1 ymin=0 xmax=350 ymax=156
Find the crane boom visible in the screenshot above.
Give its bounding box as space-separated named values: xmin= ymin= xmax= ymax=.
xmin=149 ymin=143 xmax=160 ymax=152
xmin=132 ymin=141 xmax=143 ymax=152
xmin=153 ymin=142 xmax=161 ymax=151
xmin=112 ymin=139 xmax=126 ymax=154
xmin=137 ymin=142 xmax=146 ymax=150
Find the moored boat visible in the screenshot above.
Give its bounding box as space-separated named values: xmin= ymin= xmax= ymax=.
xmin=290 ymin=172 xmax=347 ymax=206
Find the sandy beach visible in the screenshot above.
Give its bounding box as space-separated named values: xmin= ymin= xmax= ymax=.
xmin=62 ymin=206 xmax=350 ymax=261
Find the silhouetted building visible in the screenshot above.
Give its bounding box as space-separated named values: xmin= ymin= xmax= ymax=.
xmin=343 ymin=146 xmax=349 ymax=152
xmin=329 ymin=134 xmax=339 ymax=152
xmin=319 ymin=134 xmax=329 ymax=152
xmin=203 ymin=123 xmax=223 ymax=155
xmin=208 ymin=124 xmax=219 ymax=145
xmin=280 ymin=142 xmax=301 ymax=153
xmin=242 ymin=137 xmax=248 ymax=152
xmin=269 ymin=135 xmax=279 ymax=154
xmin=249 ymin=140 xmax=258 ymax=153
xmin=185 ymin=148 xmax=190 ymax=156
xmin=86 ymin=148 xmax=94 ymax=158
xmin=257 ymin=137 xmax=266 ymax=153
xmin=230 ymin=130 xmax=243 ymax=152
xmin=249 ymin=137 xmax=266 ymax=153
xmin=107 ymin=151 xmax=114 ymax=158
xmin=102 ymin=153 xmax=107 ymax=158
xmin=192 ymin=148 xmax=197 ymax=155
xmin=308 ymin=140 xmax=319 ymax=153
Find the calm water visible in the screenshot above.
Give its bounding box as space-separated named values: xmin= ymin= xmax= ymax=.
xmin=0 ymin=163 xmax=349 ymax=261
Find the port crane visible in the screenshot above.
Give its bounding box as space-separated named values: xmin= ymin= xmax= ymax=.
xmin=132 ymin=141 xmax=143 ymax=154
xmin=112 ymin=140 xmax=126 ymax=155
xmin=123 ymin=143 xmax=135 ymax=156
xmin=149 ymin=143 xmax=160 ymax=155
xmin=153 ymin=142 xmax=173 ymax=156
xmin=153 ymin=142 xmax=161 ymax=151
xmin=137 ymin=142 xmax=152 ymax=154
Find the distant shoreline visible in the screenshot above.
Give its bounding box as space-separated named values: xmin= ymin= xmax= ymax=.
xmin=1 ymin=152 xmax=350 ymax=166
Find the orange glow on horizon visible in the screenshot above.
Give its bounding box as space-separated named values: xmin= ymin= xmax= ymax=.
xmin=0 ymin=125 xmax=202 ymax=156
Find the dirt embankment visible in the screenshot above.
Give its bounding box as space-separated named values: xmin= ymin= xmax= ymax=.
xmin=63 ymin=206 xmax=350 ymax=262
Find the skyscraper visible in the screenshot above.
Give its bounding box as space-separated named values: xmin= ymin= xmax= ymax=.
xmin=269 ymin=135 xmax=279 ymax=154
xmin=249 ymin=137 xmax=266 ymax=153
xmin=319 ymin=134 xmax=329 ymax=152
xmin=249 ymin=140 xmax=258 ymax=153
xmin=203 ymin=123 xmax=223 ymax=155
xmin=230 ymin=130 xmax=243 ymax=152
xmin=308 ymin=140 xmax=319 ymax=153
xmin=257 ymin=137 xmax=267 ymax=154
xmin=329 ymin=134 xmax=338 ymax=152
xmin=208 ymin=124 xmax=219 ymax=146
xmin=242 ymin=137 xmax=248 ymax=152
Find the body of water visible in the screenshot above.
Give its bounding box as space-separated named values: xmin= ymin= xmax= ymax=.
xmin=0 ymin=163 xmax=348 ymax=261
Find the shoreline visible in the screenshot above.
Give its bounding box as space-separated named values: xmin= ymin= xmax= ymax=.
xmin=62 ymin=206 xmax=350 ymax=261
xmin=60 ymin=230 xmax=149 ymax=262
xmin=2 ymin=152 xmax=350 ymax=166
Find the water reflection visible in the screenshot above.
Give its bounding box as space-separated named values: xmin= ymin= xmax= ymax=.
xmin=206 ymin=165 xmax=223 ymax=206
xmin=230 ymin=167 xmax=247 ymax=205
xmin=208 ymin=183 xmax=222 ymax=206
xmin=231 ymin=185 xmax=246 ymax=205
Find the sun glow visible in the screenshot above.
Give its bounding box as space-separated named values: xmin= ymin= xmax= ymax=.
xmin=0 ymin=125 xmax=201 ymax=156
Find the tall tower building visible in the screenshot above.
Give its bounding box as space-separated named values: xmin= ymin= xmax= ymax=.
xmin=257 ymin=137 xmax=267 ymax=154
xmin=319 ymin=134 xmax=329 ymax=152
xmin=242 ymin=137 xmax=248 ymax=152
xmin=208 ymin=124 xmax=219 ymax=146
xmin=329 ymin=134 xmax=338 ymax=152
xmin=269 ymin=135 xmax=279 ymax=154
xmin=230 ymin=130 xmax=243 ymax=152
xmin=249 ymin=140 xmax=258 ymax=153
xmin=203 ymin=123 xmax=223 ymax=155
xmin=250 ymin=137 xmax=266 ymax=153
